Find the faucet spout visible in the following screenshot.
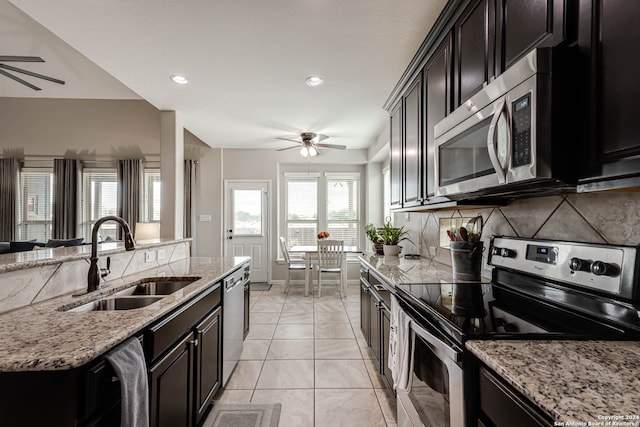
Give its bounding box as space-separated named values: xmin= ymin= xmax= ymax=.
xmin=87 ymin=215 xmax=136 ymax=293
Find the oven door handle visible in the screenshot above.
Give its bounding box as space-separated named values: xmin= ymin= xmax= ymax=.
xmin=410 ymin=320 xmax=462 ymax=364
xmin=487 ymin=97 xmax=508 ymax=184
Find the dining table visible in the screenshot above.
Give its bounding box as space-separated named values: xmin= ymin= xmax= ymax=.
xmin=288 ymin=245 xmax=360 ymax=297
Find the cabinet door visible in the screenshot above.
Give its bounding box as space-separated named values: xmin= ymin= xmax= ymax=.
xmin=496 ymin=0 xmax=566 ymax=72
xmin=243 ymin=282 xmax=250 ymax=339
xmin=149 ymin=332 xmax=195 ymax=427
xmin=369 ymin=291 xmax=382 ymax=364
xmin=455 ymin=0 xmax=492 ymax=106
xmin=390 ymin=101 xmax=403 ymax=209
xmin=360 ymin=280 xmax=371 ymax=345
xmin=381 ymin=307 xmax=394 ymax=393
xmin=424 ymin=34 xmax=452 ymax=197
xmin=194 ymin=307 xmax=222 ymax=424
xmin=403 ymin=74 xmax=422 ymax=207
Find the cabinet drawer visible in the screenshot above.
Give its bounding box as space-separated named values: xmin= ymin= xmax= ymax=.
xmin=479 ymin=366 xmax=552 ymax=427
xmin=84 ymin=359 xmax=120 ymax=420
xmin=145 ymin=284 xmax=221 ymax=363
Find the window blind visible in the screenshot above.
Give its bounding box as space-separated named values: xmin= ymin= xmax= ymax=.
xmin=285 ymin=176 xmax=318 ymax=247
xmin=16 ymin=169 xmax=53 ymax=241
xmin=81 ymin=169 xmax=117 ymax=241
xmin=326 ymin=176 xmax=360 ymax=247
xmin=143 ymin=169 xmax=161 ymax=222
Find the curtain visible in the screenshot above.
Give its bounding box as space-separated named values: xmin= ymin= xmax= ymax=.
xmin=52 ymin=159 xmax=80 ymax=239
xmin=0 ymin=158 xmax=20 ymax=241
xmin=117 ymin=159 xmax=142 ymax=239
xmin=184 ymin=159 xmax=197 ymax=238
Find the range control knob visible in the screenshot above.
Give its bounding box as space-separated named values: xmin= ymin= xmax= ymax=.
xmin=569 ymin=257 xmax=591 ymax=272
xmin=590 ymin=261 xmax=620 ymax=277
xmin=491 ymin=246 xmax=501 ymax=256
xmin=500 ymin=248 xmax=516 ymax=258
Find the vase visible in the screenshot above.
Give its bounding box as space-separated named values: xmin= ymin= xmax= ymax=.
xmin=383 ymin=244 xmax=400 ymax=256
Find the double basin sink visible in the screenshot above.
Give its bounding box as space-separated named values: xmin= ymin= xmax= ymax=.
xmin=64 ymin=277 xmax=201 ymax=312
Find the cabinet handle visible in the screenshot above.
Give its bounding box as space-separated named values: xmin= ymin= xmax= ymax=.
xmin=188 ymin=338 xmax=199 ymax=347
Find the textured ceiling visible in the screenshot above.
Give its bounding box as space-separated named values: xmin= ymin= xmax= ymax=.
xmin=4 ymin=0 xmax=447 ymax=149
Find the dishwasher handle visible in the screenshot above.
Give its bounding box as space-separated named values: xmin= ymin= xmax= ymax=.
xmin=225 ymin=277 xmax=243 ymax=292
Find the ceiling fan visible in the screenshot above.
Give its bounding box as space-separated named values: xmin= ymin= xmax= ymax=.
xmin=276 ymin=132 xmax=346 ymax=157
xmin=0 ymin=56 xmax=65 ymax=91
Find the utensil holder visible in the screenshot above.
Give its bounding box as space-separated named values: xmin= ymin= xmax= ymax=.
xmin=450 ymin=241 xmax=483 ymax=281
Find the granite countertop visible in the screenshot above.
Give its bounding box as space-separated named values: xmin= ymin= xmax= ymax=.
xmin=358 ymin=253 xmax=458 ymax=287
xmin=0 ymin=238 xmax=192 ymax=274
xmin=467 ymin=340 xmax=640 ymax=424
xmin=0 ymin=256 xmax=250 ymax=372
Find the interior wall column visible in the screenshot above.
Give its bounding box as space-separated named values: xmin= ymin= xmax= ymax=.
xmin=160 ymin=111 xmax=184 ymax=239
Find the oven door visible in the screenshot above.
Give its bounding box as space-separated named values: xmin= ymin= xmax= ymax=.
xmin=397 ymin=318 xmax=465 ymax=427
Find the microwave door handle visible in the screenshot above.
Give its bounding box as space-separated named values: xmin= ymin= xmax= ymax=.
xmin=487 ymin=97 xmax=507 ymax=184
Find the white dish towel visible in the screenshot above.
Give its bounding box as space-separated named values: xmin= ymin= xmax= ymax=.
xmin=389 ymin=294 xmax=415 ymax=392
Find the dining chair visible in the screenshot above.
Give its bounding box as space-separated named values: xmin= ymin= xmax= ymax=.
xmin=316 ymin=239 xmax=345 ymax=298
xmin=279 ymin=237 xmax=308 ymax=294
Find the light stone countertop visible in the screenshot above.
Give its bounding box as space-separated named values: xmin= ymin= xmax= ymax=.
xmin=358 ymin=253 xmax=458 ymax=287
xmin=466 ymin=340 xmax=640 ymax=424
xmin=0 ymin=256 xmax=250 ymax=372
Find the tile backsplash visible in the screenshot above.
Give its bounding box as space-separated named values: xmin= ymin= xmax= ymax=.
xmin=393 ymin=192 xmax=640 ymax=275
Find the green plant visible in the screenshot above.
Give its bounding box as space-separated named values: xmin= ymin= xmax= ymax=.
xmin=380 ymin=221 xmax=414 ymax=246
xmin=364 ymin=223 xmax=383 ymax=244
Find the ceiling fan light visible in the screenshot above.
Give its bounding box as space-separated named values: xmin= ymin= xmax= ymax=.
xmin=170 ymin=74 xmax=190 ymax=85
xmin=308 ymin=146 xmax=318 ymax=157
xmin=300 ymin=146 xmax=309 ymax=157
xmin=305 ymin=76 xmax=324 ymax=87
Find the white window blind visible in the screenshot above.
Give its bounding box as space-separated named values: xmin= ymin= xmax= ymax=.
xmin=326 ymin=174 xmax=360 ymax=247
xmin=16 ymin=169 xmax=53 ymax=241
xmin=285 ymin=176 xmax=318 ymax=247
xmin=143 ymin=169 xmax=161 ymax=222
xmin=383 ymin=167 xmax=391 ymax=225
xmin=81 ymin=169 xmax=117 ymax=241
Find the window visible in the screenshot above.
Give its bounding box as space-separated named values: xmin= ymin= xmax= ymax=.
xmin=142 ymin=169 xmax=161 ymax=222
xmin=81 ymin=169 xmax=117 ymax=241
xmin=383 ymin=167 xmax=391 ymax=225
xmin=16 ymin=169 xmax=53 ymax=241
xmin=285 ymin=174 xmax=318 ymax=247
xmin=326 ymin=174 xmax=359 ymax=247
xmin=283 ymin=172 xmax=361 ymax=249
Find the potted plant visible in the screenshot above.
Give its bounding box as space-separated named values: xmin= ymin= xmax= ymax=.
xmin=365 ymin=223 xmax=384 ymax=255
xmin=380 ymin=221 xmax=414 ymax=256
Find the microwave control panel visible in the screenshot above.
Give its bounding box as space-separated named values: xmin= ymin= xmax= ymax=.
xmin=511 ymin=94 xmax=531 ymax=167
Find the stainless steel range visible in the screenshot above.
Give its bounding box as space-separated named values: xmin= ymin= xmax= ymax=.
xmin=394 ymin=236 xmax=640 ymax=427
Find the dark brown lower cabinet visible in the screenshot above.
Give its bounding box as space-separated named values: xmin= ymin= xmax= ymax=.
xmin=369 ymin=290 xmax=382 ymax=364
xmin=478 ymin=365 xmax=553 ymax=427
xmin=149 ymin=332 xmax=196 ymax=427
xmin=243 ymin=281 xmax=250 ymax=339
xmin=381 ymin=306 xmax=393 ymax=391
xmin=360 ymin=280 xmax=371 ymax=344
xmin=194 ymin=307 xmax=222 ymax=425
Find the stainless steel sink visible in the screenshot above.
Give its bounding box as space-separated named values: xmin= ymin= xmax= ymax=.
xmin=127 ymin=277 xmax=201 ymax=296
xmin=67 ymin=295 xmax=164 ymax=312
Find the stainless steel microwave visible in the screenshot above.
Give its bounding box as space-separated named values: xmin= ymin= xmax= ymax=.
xmin=434 ymin=48 xmax=576 ymax=199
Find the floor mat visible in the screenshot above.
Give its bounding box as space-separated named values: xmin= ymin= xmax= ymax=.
xmin=204 ymin=403 xmax=281 ymax=427
xmin=251 ymin=283 xmax=272 ymax=291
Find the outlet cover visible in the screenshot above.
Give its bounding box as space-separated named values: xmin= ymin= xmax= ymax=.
xmin=145 ymin=251 xmax=156 ymax=263
xmin=199 ymin=214 xmax=212 ymax=222
xmin=157 ymin=249 xmax=166 ymax=260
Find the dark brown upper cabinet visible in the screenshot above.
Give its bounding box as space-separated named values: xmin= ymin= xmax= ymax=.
xmin=496 ymin=0 xmax=567 ymax=73
xmin=454 ymin=0 xmax=494 ymax=107
xmin=423 ymin=33 xmax=453 ymax=199
xmin=402 ymin=73 xmax=423 ymax=208
xmin=390 ymin=102 xmax=403 ymax=209
xmin=577 ymin=0 xmax=640 ymax=191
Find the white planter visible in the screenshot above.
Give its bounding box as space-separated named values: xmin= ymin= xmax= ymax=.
xmin=383 ymin=245 xmax=400 ymax=256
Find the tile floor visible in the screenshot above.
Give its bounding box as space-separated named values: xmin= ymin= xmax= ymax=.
xmin=212 ymin=281 xmax=397 ymax=427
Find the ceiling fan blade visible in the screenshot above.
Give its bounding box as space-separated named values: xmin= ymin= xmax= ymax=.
xmin=275 ymin=137 xmax=303 ymax=144
xmin=0 ymin=68 xmax=41 ymax=90
xmin=0 ymin=64 xmax=65 ymax=85
xmin=0 ymin=56 xmax=44 ymax=62
xmin=277 ymin=145 xmax=302 ymax=152
xmin=315 ymin=134 xmax=330 ymax=142
xmin=315 ymin=143 xmax=346 ymax=150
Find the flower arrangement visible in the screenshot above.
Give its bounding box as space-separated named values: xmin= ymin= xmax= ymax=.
xmin=317 ymin=231 xmax=330 ymax=239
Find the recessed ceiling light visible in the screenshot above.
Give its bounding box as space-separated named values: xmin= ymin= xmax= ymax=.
xmin=305 ymin=76 xmax=324 ymax=87
xmin=170 ymin=75 xmax=190 ymax=85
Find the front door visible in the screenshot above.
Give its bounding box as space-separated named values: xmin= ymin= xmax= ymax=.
xmin=224 ymin=180 xmax=270 ymax=283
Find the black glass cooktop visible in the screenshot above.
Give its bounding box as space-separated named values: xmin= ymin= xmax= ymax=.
xmin=395 ymin=280 xmax=636 ymax=345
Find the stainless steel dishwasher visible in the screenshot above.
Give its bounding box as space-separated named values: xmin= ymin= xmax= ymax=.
xmin=222 ymin=263 xmax=250 ymax=386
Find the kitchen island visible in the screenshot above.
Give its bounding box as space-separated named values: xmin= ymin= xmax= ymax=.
xmin=467 ymin=340 xmax=640 ymax=426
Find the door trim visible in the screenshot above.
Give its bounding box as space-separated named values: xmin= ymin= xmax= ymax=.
xmin=223 ymin=179 xmax=272 ymax=283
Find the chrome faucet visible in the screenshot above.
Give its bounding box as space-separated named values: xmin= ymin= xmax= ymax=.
xmin=87 ymin=215 xmax=136 ymax=293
